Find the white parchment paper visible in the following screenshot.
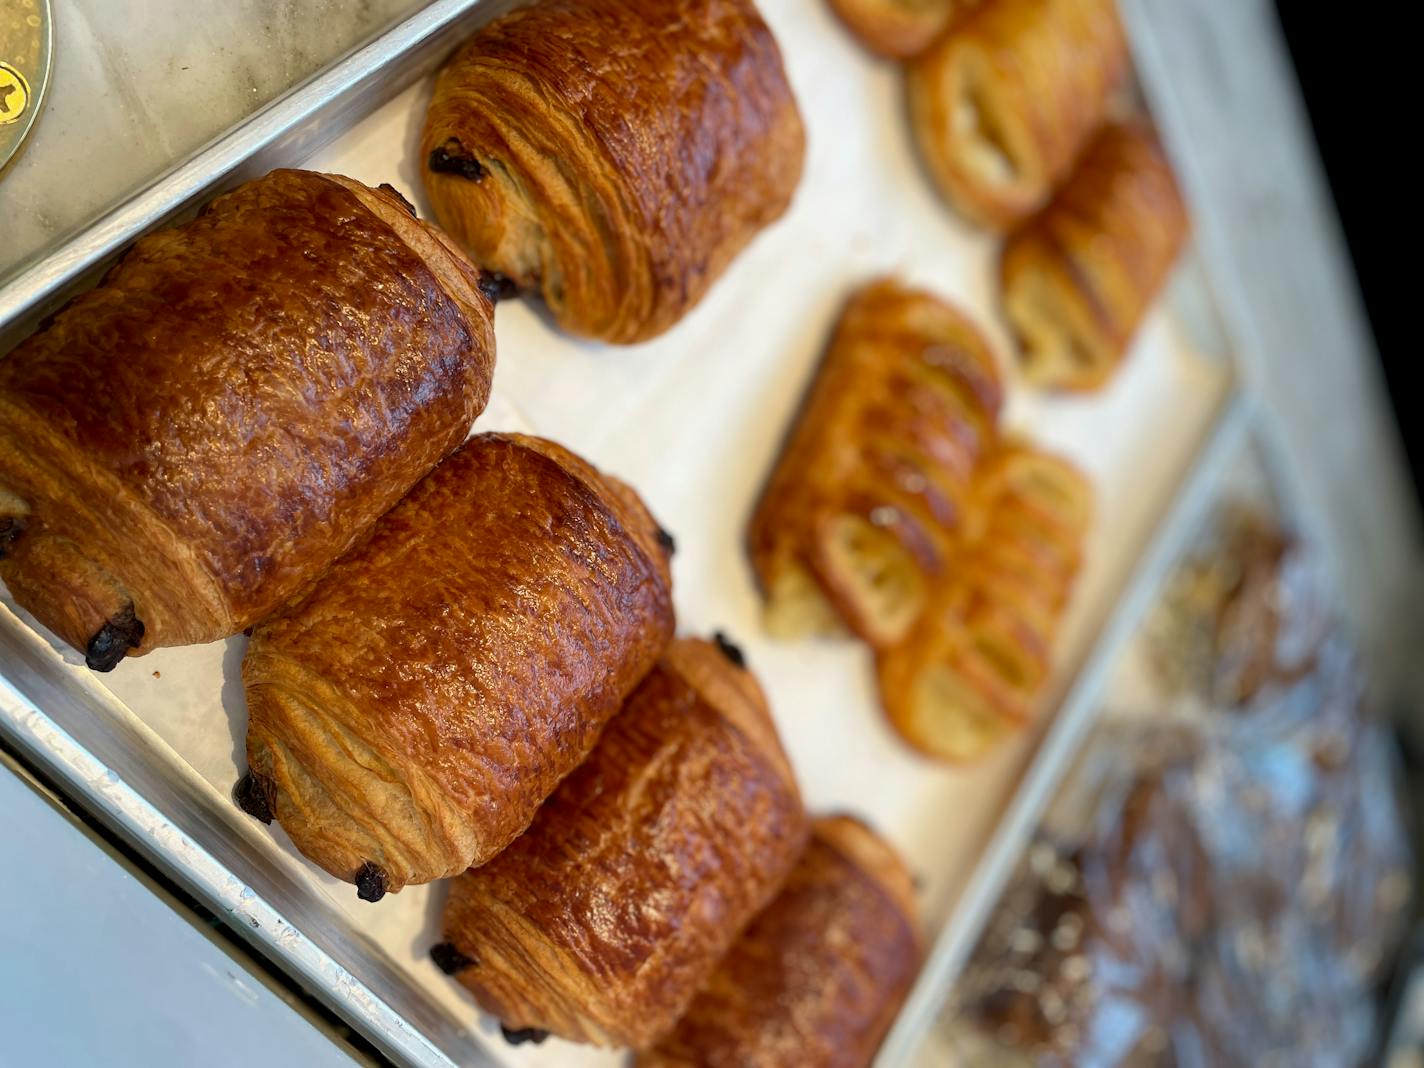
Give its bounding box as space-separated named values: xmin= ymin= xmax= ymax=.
xmin=3 ymin=2 xmax=1231 ymax=1063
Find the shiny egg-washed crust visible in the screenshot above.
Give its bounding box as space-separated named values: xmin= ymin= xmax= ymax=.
xmin=1001 ymin=122 xmax=1189 ymax=391
xmin=748 ymin=279 xmax=1003 ymax=649
xmin=420 ymin=0 xmax=805 ymax=344
xmin=242 ymin=433 xmax=675 ymax=895
xmin=907 ymin=0 xmax=1127 ymax=231
xmin=639 ymin=815 xmax=922 ymax=1068
xmin=440 ymin=638 xmax=808 ymax=1049
xmin=0 ymin=169 xmax=494 ymax=668
xmin=878 ymin=444 xmax=1092 ymax=762
xmin=826 ymin=0 xmax=960 ymax=60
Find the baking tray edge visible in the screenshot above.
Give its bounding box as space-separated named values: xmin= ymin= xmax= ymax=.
xmin=874 ymin=389 xmax=1257 ymax=1066
xmin=0 ymin=0 xmax=516 ymax=345
xmin=0 ymin=1 xmax=1247 ymax=1062
xmin=0 ymin=664 xmax=479 ymax=1067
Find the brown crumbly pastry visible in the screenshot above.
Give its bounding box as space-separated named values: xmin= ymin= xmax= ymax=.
xmin=952 ymin=798 xmax=1207 ymax=1065
xmin=907 ymin=0 xmax=1128 ymax=230
xmin=421 ymin=0 xmax=805 ymax=344
xmin=0 ymin=169 xmax=494 ymax=670
xmin=826 ymin=0 xmax=963 ymax=60
xmin=639 ymin=814 xmax=922 ymax=1068
xmin=241 ymin=433 xmax=674 ymax=899
xmin=1145 ymin=506 xmax=1328 ymax=709
xmin=434 ymin=637 xmax=807 ymax=1049
xmin=748 ymin=279 xmax=1003 ymax=649
xmin=878 ymin=444 xmax=1091 ymax=761
xmin=1001 ymin=122 xmax=1189 ymax=391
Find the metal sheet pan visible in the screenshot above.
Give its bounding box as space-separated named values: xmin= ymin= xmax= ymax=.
xmin=0 ymin=1 xmax=1240 ymax=1064
xmin=912 ymin=404 xmax=1406 ymax=1065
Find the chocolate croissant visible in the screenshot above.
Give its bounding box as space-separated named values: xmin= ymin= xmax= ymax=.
xmin=827 ymin=0 xmax=959 ymax=60
xmin=749 ymin=279 xmax=1003 ymax=649
xmin=432 ymin=637 xmax=808 ymax=1048
xmin=1001 ymin=122 xmax=1189 ymax=391
xmin=420 ymin=0 xmax=805 ymax=344
xmin=878 ymin=444 xmax=1092 ymax=761
xmin=0 ymin=169 xmax=494 ymax=670
xmin=640 ymin=815 xmax=922 ymax=1068
xmin=907 ymin=0 xmax=1127 ymax=230
xmin=240 ymin=433 xmax=675 ymax=898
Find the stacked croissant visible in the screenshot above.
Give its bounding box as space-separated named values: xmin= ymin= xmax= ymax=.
xmin=832 ymin=0 xmax=1190 ymax=391
xmin=0 ymin=0 xmax=1191 ymax=1059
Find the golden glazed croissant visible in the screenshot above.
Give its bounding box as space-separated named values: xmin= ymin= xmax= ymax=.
xmin=0 ymin=169 xmax=494 ymax=670
xmin=878 ymin=444 xmax=1092 ymax=761
xmin=1001 ymin=122 xmax=1189 ymax=391
xmin=639 ymin=815 xmax=923 ymax=1068
xmin=907 ymin=0 xmax=1127 ymax=230
xmin=827 ymin=0 xmax=961 ymax=60
xmin=748 ymin=280 xmax=1003 ymax=649
xmin=420 ymin=0 xmax=805 ymax=344
xmin=431 ymin=637 xmax=808 ymax=1049
xmin=240 ymin=433 xmax=675 ymax=899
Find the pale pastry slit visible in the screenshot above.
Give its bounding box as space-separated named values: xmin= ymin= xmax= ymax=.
xmin=820 ymin=513 xmax=925 ymax=645
xmin=910 ymin=663 xmax=1008 ymax=762
xmin=953 ymin=56 xmax=1019 ymax=187
xmin=1006 ymin=270 xmax=1102 ymax=387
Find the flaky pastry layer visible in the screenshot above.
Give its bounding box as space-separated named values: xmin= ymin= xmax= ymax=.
xmin=243 ymin=433 xmax=675 ymax=896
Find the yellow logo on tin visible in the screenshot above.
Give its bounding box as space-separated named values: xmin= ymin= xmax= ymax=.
xmin=0 ymin=61 xmax=29 ymax=125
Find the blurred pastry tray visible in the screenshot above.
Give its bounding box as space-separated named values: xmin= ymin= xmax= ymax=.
xmin=0 ymin=1 xmax=1244 ymax=1065
xmin=909 ymin=414 xmax=1400 ymax=1067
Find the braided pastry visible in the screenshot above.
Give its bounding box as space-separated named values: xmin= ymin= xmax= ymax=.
xmin=749 ymin=280 xmax=1003 ymax=648
xmin=826 ymin=0 xmax=961 ymax=60
xmin=1002 ymin=121 xmax=1189 ymax=391
xmin=878 ymin=444 xmax=1092 ymax=761
xmin=907 ymin=0 xmax=1127 ymax=230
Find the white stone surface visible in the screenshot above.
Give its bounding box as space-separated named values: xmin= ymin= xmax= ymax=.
xmin=0 ymin=0 xmax=427 ymax=280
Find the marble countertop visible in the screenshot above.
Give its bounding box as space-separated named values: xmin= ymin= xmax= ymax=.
xmin=0 ymin=0 xmax=428 ymax=282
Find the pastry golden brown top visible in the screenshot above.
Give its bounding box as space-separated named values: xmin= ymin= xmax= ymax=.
xmin=243 ymin=433 xmax=675 ymax=894
xmin=827 ymin=0 xmax=958 ymax=59
xmin=877 ymin=443 xmax=1093 ymax=762
xmin=640 ymin=815 xmax=922 ymax=1068
xmin=748 ymin=279 xmax=1003 ymax=646
xmin=421 ymin=0 xmax=805 ymax=343
xmin=1001 ymin=121 xmax=1189 ymax=390
xmin=441 ymin=637 xmax=807 ymax=1048
xmin=0 ymin=169 xmax=494 ymax=658
xmin=908 ymin=0 xmax=1127 ymax=230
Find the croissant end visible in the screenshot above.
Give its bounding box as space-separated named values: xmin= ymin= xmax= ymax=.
xmin=86 ymin=605 xmax=146 ymax=673
xmin=0 ymin=527 xmax=143 ymax=669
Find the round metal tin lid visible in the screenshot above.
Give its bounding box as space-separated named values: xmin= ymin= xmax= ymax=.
xmin=1 ymin=0 xmax=52 ymax=178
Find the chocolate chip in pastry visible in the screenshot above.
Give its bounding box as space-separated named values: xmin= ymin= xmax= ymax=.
xmin=421 ymin=0 xmax=805 ymax=344
xmin=241 ymin=433 xmax=675 ymax=896
xmin=0 ymin=169 xmax=494 ymax=668
xmin=436 ymin=637 xmax=808 ymax=1048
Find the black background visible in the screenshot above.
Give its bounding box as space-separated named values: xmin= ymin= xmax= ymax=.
xmin=1274 ymin=5 xmax=1417 ymax=508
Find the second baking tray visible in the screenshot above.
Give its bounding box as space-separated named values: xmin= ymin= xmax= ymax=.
xmin=0 ymin=1 xmax=1237 ymax=1064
